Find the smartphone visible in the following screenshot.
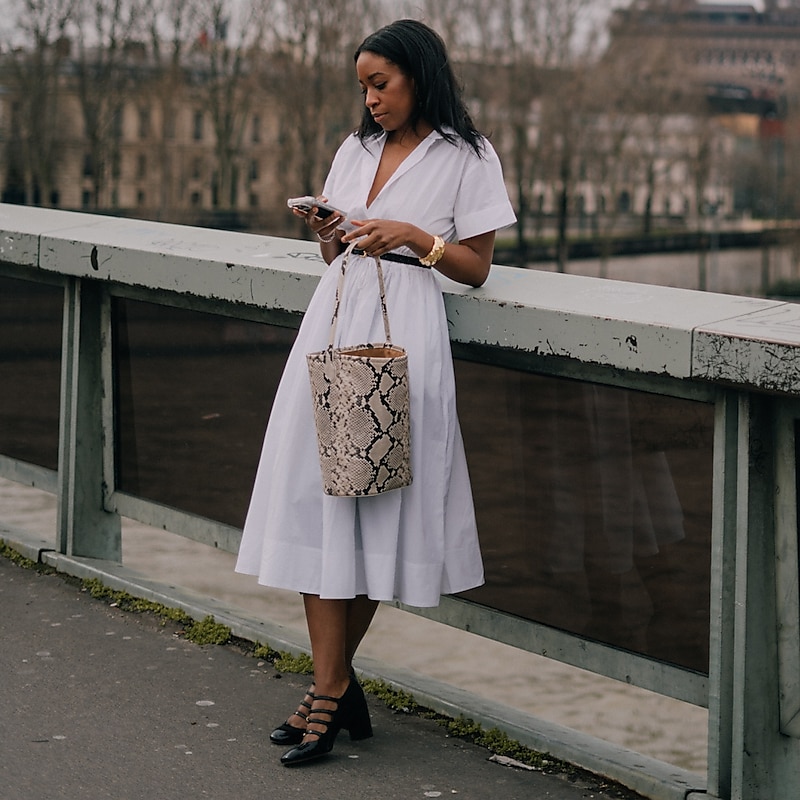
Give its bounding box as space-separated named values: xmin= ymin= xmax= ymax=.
xmin=287 ymin=196 xmax=345 ymax=220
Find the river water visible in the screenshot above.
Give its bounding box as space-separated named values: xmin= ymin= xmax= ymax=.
xmin=528 ymin=243 xmax=799 ymax=296
xmin=7 ymin=247 xmax=795 ymax=776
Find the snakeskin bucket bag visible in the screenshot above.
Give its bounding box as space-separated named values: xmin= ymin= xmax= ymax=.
xmin=306 ymin=242 xmax=412 ymax=496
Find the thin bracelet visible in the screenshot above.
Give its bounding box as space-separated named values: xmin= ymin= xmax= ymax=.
xmin=316 ymin=229 xmax=336 ymax=243
xmin=420 ymin=235 xmax=445 ymax=267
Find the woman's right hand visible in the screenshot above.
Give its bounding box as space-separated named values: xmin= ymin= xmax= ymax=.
xmin=293 ymin=197 xmax=344 ymax=243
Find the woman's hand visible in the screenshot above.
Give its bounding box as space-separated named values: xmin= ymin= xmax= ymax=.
xmin=292 ymin=197 xmax=343 ymax=237
xmin=343 ymin=219 xmax=495 ymax=288
xmin=292 ymin=197 xmax=345 ymax=264
xmin=341 ymin=219 xmax=415 ymax=257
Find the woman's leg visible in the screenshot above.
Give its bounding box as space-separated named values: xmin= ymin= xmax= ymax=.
xmin=303 ymin=595 xmax=352 ymax=697
xmin=303 ymin=594 xmax=380 ymax=690
xmin=279 ymin=594 xmax=375 ymax=763
xmin=276 ymin=594 xmax=378 ymax=744
xmin=345 ymin=595 xmax=380 ymax=670
xmin=300 ymin=594 xmax=379 ymax=739
xmin=300 ymin=595 xmax=356 ymax=745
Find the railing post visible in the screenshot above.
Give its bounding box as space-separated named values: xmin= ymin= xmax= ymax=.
xmin=775 ymin=401 xmax=800 ymax=739
xmin=57 ymin=277 xmax=121 ymax=559
xmin=706 ymin=390 xmax=739 ymax=800
xmin=724 ymin=392 xmax=799 ymax=799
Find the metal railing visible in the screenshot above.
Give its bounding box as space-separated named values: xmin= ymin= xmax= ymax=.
xmin=2 ymin=203 xmax=800 ymax=800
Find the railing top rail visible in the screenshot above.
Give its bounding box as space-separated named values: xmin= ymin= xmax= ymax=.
xmin=2 ymin=202 xmax=799 ymax=394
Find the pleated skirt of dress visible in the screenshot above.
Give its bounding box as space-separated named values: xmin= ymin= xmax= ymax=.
xmin=234 ymin=253 xmax=484 ymax=608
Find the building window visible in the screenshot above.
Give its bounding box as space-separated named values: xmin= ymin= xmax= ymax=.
xmin=138 ymin=107 xmax=150 ymax=139
xmin=252 ymin=114 xmax=261 ymax=143
xmin=137 ymin=153 xmax=147 ymax=179
xmin=249 ymin=192 xmax=259 ymax=208
xmin=193 ymin=110 xmax=204 ymax=141
xmin=137 ymin=190 xmax=145 ymax=206
xmin=83 ymin=153 xmax=93 ymax=177
xmin=191 ymin=191 xmax=202 ymax=207
xmin=191 ymin=158 xmax=202 ymax=180
xmin=81 ymin=190 xmax=92 ymax=208
xmin=164 ymin=110 xmax=176 ymax=139
xmin=249 ymin=159 xmax=259 ymax=181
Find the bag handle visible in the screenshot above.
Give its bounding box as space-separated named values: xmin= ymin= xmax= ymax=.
xmin=327 ymin=241 xmax=393 ymax=349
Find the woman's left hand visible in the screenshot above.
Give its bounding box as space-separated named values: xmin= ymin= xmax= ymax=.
xmin=341 ymin=219 xmax=415 ymax=257
xmin=342 ymin=218 xmax=495 ymax=288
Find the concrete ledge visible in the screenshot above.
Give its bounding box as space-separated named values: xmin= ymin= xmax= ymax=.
xmin=2 ymin=527 xmax=705 ymax=800
xmin=5 ymin=202 xmax=800 ymax=391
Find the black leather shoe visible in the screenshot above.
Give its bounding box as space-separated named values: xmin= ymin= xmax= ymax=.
xmin=269 ymin=685 xmax=315 ymax=745
xmin=280 ymin=677 xmax=372 ymax=766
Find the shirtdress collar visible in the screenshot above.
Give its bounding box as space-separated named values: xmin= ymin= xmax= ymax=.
xmin=363 ymin=128 xmax=445 ymax=211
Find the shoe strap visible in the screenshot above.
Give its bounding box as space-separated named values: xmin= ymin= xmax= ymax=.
xmin=307 ymin=707 xmax=334 ymax=729
xmin=303 ymin=715 xmax=331 ymax=739
xmin=289 ymin=687 xmax=315 ymax=721
xmin=304 ymin=700 xmax=338 ymax=736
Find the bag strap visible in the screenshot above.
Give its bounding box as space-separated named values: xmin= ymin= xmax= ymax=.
xmin=327 ymin=241 xmax=393 ymax=349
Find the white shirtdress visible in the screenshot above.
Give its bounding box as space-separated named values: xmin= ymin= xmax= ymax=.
xmin=235 ymin=129 xmax=516 ymax=608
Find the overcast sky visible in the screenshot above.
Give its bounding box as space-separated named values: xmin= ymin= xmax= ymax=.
xmin=0 ymin=0 xmax=772 ymax=51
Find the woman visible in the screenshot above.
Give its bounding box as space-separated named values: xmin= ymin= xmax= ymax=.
xmin=235 ymin=19 xmax=516 ymax=766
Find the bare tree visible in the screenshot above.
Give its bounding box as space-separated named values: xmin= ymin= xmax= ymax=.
xmin=3 ymin=0 xmax=77 ymax=206
xmin=602 ymin=1 xmax=715 ymax=236
xmin=444 ymin=0 xmax=595 ymax=268
xmin=442 ymin=0 xmax=544 ymax=261
xmin=188 ymin=0 xmax=271 ymax=213
xmin=579 ymin=56 xmax=638 ymax=275
xmin=71 ymin=0 xmax=148 ymax=208
xmin=142 ymin=0 xmax=193 ymax=217
xmin=268 ymin=0 xmax=371 ymax=236
xmin=539 ymin=0 xmax=600 ymax=272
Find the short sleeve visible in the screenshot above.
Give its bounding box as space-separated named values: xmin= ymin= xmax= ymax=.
xmin=322 ymin=135 xmax=357 ymax=200
xmin=453 ymin=140 xmax=517 ymax=241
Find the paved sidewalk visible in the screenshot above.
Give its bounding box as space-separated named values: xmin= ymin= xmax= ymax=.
xmin=0 ymin=553 xmax=647 ymax=800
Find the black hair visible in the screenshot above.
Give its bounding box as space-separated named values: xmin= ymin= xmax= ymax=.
xmin=354 ymin=19 xmax=484 ymax=157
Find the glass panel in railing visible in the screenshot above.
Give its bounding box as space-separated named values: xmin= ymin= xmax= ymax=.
xmin=0 ymin=276 xmax=63 ymax=471
xmin=456 ymin=363 xmax=713 ymax=674
xmin=112 ymin=298 xmax=297 ymax=528
xmin=112 ymin=296 xmax=713 ymax=672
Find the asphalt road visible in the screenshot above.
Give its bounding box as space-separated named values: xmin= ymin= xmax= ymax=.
xmin=0 ymin=553 xmax=644 ymax=800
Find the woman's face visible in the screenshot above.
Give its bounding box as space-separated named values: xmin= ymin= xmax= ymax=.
xmin=356 ymin=51 xmax=417 ymax=135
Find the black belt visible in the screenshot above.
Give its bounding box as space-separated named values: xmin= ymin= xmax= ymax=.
xmin=352 ymin=247 xmax=428 ymax=267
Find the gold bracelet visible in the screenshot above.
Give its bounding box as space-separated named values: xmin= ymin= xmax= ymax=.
xmin=419 ymin=235 xmax=445 ymax=267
